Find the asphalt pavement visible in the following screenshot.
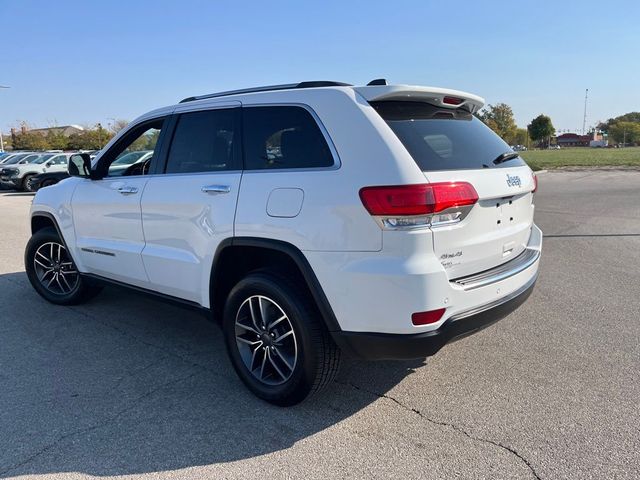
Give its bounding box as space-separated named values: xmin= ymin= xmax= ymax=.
xmin=0 ymin=170 xmax=639 ymax=479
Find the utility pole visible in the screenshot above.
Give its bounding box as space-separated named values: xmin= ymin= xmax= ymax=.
xmin=0 ymin=85 xmax=10 ymax=152
xmin=582 ymin=88 xmax=589 ymax=135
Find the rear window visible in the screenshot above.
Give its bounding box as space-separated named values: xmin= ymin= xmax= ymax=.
xmin=371 ymin=101 xmax=526 ymax=171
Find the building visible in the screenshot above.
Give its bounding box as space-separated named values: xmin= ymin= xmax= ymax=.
xmin=556 ymin=131 xmax=604 ymax=147
xmin=10 ymin=124 xmax=84 ymax=137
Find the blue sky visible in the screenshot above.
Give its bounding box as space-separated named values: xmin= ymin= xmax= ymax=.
xmin=1 ymin=0 xmax=638 ymax=134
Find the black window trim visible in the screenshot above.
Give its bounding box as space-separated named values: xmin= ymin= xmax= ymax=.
xmin=240 ymin=102 xmax=341 ymax=173
xmin=157 ymin=105 xmax=243 ymax=176
xmin=94 ymin=115 xmax=172 ymax=179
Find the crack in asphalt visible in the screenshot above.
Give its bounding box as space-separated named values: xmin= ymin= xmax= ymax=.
xmin=112 ymin=354 xmax=171 ymax=391
xmin=0 ymin=371 xmax=200 ymax=477
xmin=340 ymin=381 xmax=542 ymax=480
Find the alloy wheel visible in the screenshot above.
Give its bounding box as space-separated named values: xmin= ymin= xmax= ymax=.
xmin=234 ymin=295 xmax=298 ymax=386
xmin=33 ymin=242 xmax=79 ymax=295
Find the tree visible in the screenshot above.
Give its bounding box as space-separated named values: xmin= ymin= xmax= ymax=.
xmin=513 ymin=128 xmax=531 ymax=147
xmin=527 ymin=115 xmax=555 ymax=147
xmin=608 ymin=121 xmax=640 ymax=145
xmin=12 ymin=131 xmax=49 ymax=150
xmin=66 ymin=129 xmax=114 ymax=150
xmin=598 ymin=112 xmax=640 ymax=134
xmin=477 ymin=103 xmax=518 ymax=144
xmin=45 ymin=130 xmax=68 ymax=150
xmin=109 ymin=119 xmax=129 ymax=134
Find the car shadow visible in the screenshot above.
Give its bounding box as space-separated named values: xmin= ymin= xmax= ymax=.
xmin=0 ymin=192 xmax=34 ymax=197
xmin=0 ymin=271 xmax=423 ymax=478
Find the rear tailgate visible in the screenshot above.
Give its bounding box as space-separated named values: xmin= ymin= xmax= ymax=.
xmin=369 ymin=98 xmax=537 ymax=278
xmin=424 ymin=166 xmax=535 ymax=278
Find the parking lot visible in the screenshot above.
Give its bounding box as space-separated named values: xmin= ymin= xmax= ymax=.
xmin=0 ymin=170 xmax=638 ymax=479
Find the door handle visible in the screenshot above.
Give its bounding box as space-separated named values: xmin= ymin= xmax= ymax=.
xmin=117 ymin=185 xmax=139 ymax=195
xmin=201 ymin=185 xmax=231 ymax=194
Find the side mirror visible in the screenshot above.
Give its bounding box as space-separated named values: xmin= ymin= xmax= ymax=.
xmin=68 ymin=153 xmax=94 ymax=178
xmin=45 ymin=160 xmax=53 ymax=168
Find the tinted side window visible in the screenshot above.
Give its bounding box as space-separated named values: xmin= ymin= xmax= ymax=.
xmin=243 ymin=106 xmax=333 ymax=170
xmin=165 ymin=109 xmax=236 ymax=174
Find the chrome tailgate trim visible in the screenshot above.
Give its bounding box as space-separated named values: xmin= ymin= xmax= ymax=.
xmin=451 ymin=248 xmax=540 ymax=290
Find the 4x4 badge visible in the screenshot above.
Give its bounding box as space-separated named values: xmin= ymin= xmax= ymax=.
xmin=506 ymin=174 xmax=522 ymax=187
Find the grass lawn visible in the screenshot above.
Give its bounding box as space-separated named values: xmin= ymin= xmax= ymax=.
xmin=519 ymin=147 xmax=640 ymax=170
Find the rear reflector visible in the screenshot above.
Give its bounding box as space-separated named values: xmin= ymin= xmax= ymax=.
xmin=359 ymin=182 xmax=479 ymax=216
xmin=412 ymin=308 xmax=446 ymax=326
xmin=442 ymin=96 xmax=464 ymax=105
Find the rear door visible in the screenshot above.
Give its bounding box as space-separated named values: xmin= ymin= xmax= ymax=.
xmin=72 ymin=117 xmax=168 ymax=286
xmin=371 ymin=101 xmax=536 ymax=278
xmin=140 ymin=102 xmax=242 ymax=305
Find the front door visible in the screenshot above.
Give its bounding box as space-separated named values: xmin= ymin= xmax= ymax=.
xmin=140 ymin=105 xmax=242 ymax=305
xmin=72 ymin=118 xmax=168 ymax=286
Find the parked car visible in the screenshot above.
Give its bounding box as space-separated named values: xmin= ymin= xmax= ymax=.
xmin=1 ymin=153 xmax=71 ymax=191
xmin=23 ymin=148 xmax=148 ymax=190
xmin=0 ymin=152 xmax=35 ymax=165
xmin=107 ymin=150 xmax=153 ymax=176
xmin=25 ymin=80 xmax=541 ymax=405
xmin=27 ymin=170 xmax=71 ymax=191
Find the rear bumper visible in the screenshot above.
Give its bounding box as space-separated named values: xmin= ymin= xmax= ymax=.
xmin=332 ymin=273 xmax=537 ymax=360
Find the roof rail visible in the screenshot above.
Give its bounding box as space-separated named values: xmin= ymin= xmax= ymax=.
xmin=179 ymin=81 xmax=352 ymax=103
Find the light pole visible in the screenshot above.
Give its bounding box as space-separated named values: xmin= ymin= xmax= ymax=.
xmin=0 ymin=85 xmax=10 ymax=152
xmin=96 ymin=123 xmax=103 ymax=149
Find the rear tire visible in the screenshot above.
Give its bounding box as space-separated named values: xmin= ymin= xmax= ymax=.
xmin=25 ymin=227 xmax=102 ymax=305
xmin=223 ymin=271 xmax=341 ymax=406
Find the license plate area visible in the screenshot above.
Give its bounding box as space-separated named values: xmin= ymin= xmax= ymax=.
xmin=496 ymin=196 xmax=518 ymax=228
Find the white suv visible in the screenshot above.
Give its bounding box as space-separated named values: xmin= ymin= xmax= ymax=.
xmin=25 ymin=80 xmax=542 ymax=405
xmin=1 ymin=153 xmax=71 ymax=191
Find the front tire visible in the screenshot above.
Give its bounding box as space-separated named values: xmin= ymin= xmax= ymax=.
xmin=25 ymin=227 xmax=101 ymax=305
xmin=223 ymin=271 xmax=341 ymax=406
xmin=22 ymin=174 xmax=36 ymax=192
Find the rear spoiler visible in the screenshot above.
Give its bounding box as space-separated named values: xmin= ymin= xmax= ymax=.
xmin=354 ymin=85 xmax=485 ymax=114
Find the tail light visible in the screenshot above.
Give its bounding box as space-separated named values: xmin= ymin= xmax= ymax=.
xmin=532 ymin=173 xmax=538 ymax=193
xmin=359 ymin=182 xmax=478 ymax=229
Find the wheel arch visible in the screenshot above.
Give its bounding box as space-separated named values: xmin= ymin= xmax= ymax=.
xmin=30 ymin=212 xmax=78 ymax=265
xmin=210 ymin=237 xmax=341 ymax=332
xmin=31 ymin=212 xmax=59 ymax=235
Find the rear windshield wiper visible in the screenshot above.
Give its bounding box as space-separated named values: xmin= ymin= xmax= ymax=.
xmin=493 ymin=151 xmax=520 ymax=165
